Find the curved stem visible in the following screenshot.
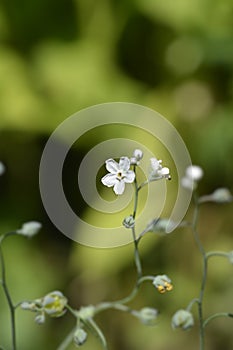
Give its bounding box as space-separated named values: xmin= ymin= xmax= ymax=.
xmin=0 ymin=240 xmax=17 ymax=350
xmin=186 ymin=298 xmax=199 ymax=312
xmin=96 ymin=275 xmax=155 ymax=308
xmin=203 ymin=313 xmax=233 ymax=328
xmin=206 ymin=251 xmax=229 ymax=260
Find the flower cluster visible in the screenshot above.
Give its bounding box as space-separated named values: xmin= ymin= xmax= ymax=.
xmin=21 ymin=291 xmax=68 ymax=324
xmin=101 ymin=149 xmax=170 ymax=195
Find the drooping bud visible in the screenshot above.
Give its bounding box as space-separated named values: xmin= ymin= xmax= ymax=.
xmin=171 ymin=309 xmax=194 ymax=330
xmin=152 ymin=275 xmax=173 ymax=294
xmin=123 ymin=215 xmax=135 ymax=229
xmin=17 ymin=221 xmax=42 ymax=237
xmin=73 ymin=328 xmax=88 ymax=347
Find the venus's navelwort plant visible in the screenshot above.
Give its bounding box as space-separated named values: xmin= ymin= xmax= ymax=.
xmin=0 ymin=153 xmax=232 ymax=350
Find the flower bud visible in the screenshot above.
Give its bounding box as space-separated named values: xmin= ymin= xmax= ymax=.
xmin=147 ymin=218 xmax=175 ymax=235
xmin=42 ymin=291 xmax=67 ymax=317
xmin=17 ymin=221 xmax=42 ymax=237
xmin=171 ymin=309 xmax=194 ymax=330
xmin=0 ymin=162 xmax=5 ymax=175
xmin=209 ymin=188 xmax=232 ymax=203
xmin=153 ymin=275 xmax=173 ymax=294
xmin=181 ymin=165 xmax=203 ymax=190
xmin=136 ymin=307 xmax=158 ymax=325
xmin=21 ymin=301 xmax=37 ymax=311
xmin=186 ymin=165 xmax=203 ymax=181
xmin=73 ymin=328 xmax=87 ymax=347
xmin=35 ymin=313 xmax=45 ymax=325
xmin=130 ymin=149 xmax=143 ymax=165
xmin=228 ymin=251 xmax=233 ymax=264
xmin=123 ymin=215 xmax=135 ymax=229
xmin=78 ymin=305 xmax=95 ymax=320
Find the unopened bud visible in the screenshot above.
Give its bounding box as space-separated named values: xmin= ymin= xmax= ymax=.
xmin=171 ymin=309 xmax=194 ymax=330
xmin=73 ymin=328 xmax=87 ymax=347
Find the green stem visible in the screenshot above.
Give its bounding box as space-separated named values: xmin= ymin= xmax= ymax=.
xmin=191 ymin=194 xmax=206 ymax=350
xmin=56 ymin=327 xmax=76 ymax=350
xmin=96 ymin=275 xmax=154 ymax=308
xmin=206 ymin=251 xmax=229 ymax=260
xmin=131 ymin=226 xmax=142 ymax=278
xmin=131 ymin=168 xmax=142 ymax=278
xmin=0 ymin=239 xmax=17 ymax=350
xmin=186 ymin=298 xmax=199 ymax=312
xmin=203 ymin=313 xmax=233 ymax=328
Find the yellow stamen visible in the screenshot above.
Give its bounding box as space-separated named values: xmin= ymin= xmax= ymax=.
xmin=157 ymin=285 xmax=166 ymax=294
xmin=164 ymin=282 xmax=173 ymax=291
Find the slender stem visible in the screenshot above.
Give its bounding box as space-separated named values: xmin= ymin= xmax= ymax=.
xmin=95 ymin=302 xmax=132 ymax=314
xmin=56 ymin=327 xmax=76 ymax=350
xmin=131 ymin=167 xmax=142 ymax=278
xmin=0 ymin=240 xmax=17 ymax=350
xmin=96 ymin=275 xmax=155 ymax=308
xmin=131 ymin=226 xmax=142 ymax=278
xmin=203 ymin=313 xmax=233 ymax=328
xmin=191 ymin=194 xmax=207 ymax=350
xmin=206 ymin=251 xmax=229 ymax=260
xmin=186 ymin=298 xmax=199 ymax=312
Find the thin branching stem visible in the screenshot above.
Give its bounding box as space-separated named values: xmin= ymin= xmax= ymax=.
xmin=56 ymin=327 xmax=76 ymax=350
xmin=0 ymin=236 xmax=17 ymax=350
xmin=131 ymin=167 xmax=142 ymax=279
xmin=191 ymin=194 xmax=207 ymax=350
xmin=203 ymin=313 xmax=233 ymax=328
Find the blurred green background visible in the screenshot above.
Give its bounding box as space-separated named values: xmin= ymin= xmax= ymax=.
xmin=0 ymin=0 xmax=233 ymax=349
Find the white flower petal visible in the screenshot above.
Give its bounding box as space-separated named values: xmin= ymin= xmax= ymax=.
xmin=160 ymin=167 xmax=170 ymax=175
xmin=181 ymin=176 xmax=194 ymax=190
xmin=119 ymin=157 xmax=130 ymax=172
xmin=101 ymin=174 xmax=117 ymax=187
xmin=150 ymin=158 xmax=162 ymax=171
xmin=114 ymin=180 xmax=125 ymax=195
xmin=17 ymin=221 xmax=42 ymax=237
xmin=186 ymin=165 xmax=203 ymax=181
xmin=133 ymin=149 xmax=143 ymax=160
xmin=105 ymin=159 xmax=119 ymax=174
xmin=124 ymin=170 xmax=135 ymax=183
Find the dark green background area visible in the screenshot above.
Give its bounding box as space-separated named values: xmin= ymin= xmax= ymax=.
xmin=0 ymin=0 xmax=233 ymax=349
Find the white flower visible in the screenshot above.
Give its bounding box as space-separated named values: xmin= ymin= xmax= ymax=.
xmin=130 ymin=149 xmax=143 ymax=165
xmin=0 ymin=162 xmax=5 ymax=176
xmin=171 ymin=309 xmax=194 ymax=330
xmin=181 ymin=165 xmax=203 ymax=190
xmin=186 ymin=165 xmax=203 ymax=181
xmin=135 ymin=307 xmax=158 ymax=325
xmin=199 ymin=188 xmax=233 ymax=204
xmin=149 ymin=158 xmax=171 ymax=180
xmin=101 ymin=157 xmax=135 ymax=195
xmin=73 ymin=328 xmax=88 ymax=347
xmin=17 ymin=221 xmax=42 ymax=237
xmin=153 ymin=274 xmax=173 ymax=294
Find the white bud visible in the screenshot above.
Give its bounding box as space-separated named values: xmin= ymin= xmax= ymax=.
xmin=73 ymin=328 xmax=87 ymax=347
xmin=123 ymin=215 xmax=135 ymax=229
xmin=186 ymin=165 xmax=203 ymax=181
xmin=35 ymin=313 xmax=45 ymax=325
xmin=0 ymin=162 xmax=5 ymax=175
xmin=17 ymin=221 xmax=42 ymax=237
xmin=136 ymin=307 xmax=158 ymax=325
xmin=171 ymin=309 xmax=194 ymax=330
xmin=78 ymin=305 xmax=95 ymax=320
